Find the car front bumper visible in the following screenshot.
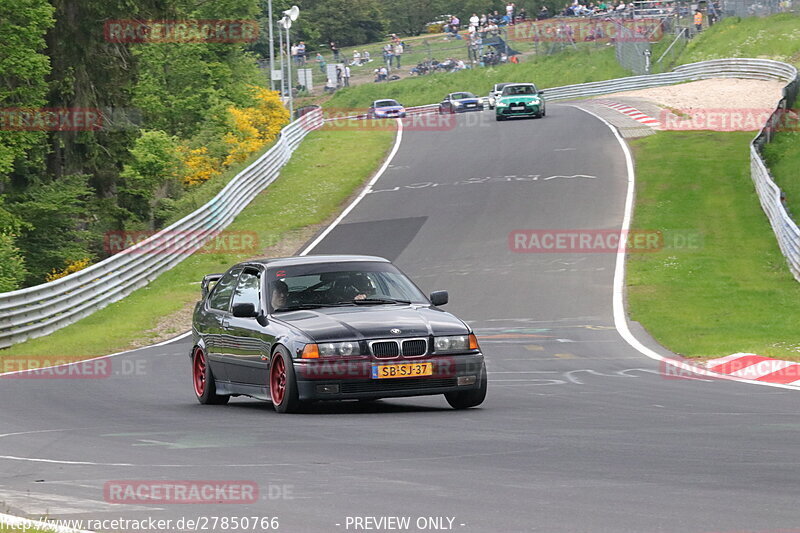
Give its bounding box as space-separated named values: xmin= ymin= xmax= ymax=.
xmin=496 ymin=103 xmax=543 ymax=117
xmin=294 ymin=354 xmax=485 ymax=401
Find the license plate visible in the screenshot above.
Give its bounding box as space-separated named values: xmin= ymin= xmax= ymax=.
xmin=372 ymin=362 xmax=433 ymax=379
xmin=467 ymin=104 xmax=476 ymax=107
xmin=510 ymin=106 xmax=525 ymax=111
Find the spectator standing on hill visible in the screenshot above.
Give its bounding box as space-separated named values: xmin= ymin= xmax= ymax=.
xmin=393 ymin=42 xmax=403 ymax=68
xmin=469 ymin=13 xmax=480 ymax=29
xmin=383 ymin=43 xmax=394 ymax=69
xmin=291 ymin=43 xmax=299 ymax=64
xmin=316 ymin=52 xmax=326 ymax=73
xmin=352 ymin=50 xmax=361 ymax=65
xmin=343 ymin=65 xmax=351 ymax=86
xmin=693 ymin=9 xmax=703 ymax=32
xmin=506 ymin=3 xmax=515 ymax=23
xmin=330 ymin=41 xmax=340 ymax=61
xmin=364 ymin=50 xmax=371 ymax=62
xmin=538 ymin=5 xmax=549 ymax=18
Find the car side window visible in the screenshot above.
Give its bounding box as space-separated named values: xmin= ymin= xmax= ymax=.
xmin=208 ymin=267 xmax=242 ymax=312
xmin=231 ymin=269 xmax=261 ymax=310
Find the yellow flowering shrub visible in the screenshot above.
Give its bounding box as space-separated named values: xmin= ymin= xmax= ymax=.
xmin=180 ymin=146 xmax=220 ymax=186
xmin=46 ymin=257 xmax=92 ymax=282
xmin=223 ymin=86 xmax=290 ymax=167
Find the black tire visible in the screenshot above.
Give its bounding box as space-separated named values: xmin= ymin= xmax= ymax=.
xmin=495 ymin=115 xmax=504 ymax=122
xmin=269 ymin=346 xmax=301 ymax=414
xmin=445 ymin=366 xmax=487 ymax=409
xmin=192 ymin=348 xmax=230 ymax=405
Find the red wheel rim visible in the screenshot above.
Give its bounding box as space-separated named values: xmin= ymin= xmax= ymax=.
xmin=270 ymin=354 xmax=286 ymax=405
xmin=193 ymin=349 xmax=206 ymax=397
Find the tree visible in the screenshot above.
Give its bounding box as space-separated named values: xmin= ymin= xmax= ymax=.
xmin=0 ymin=0 xmax=54 ymax=184
xmin=0 ymin=198 xmax=27 ymax=292
xmin=303 ymin=0 xmax=387 ymax=46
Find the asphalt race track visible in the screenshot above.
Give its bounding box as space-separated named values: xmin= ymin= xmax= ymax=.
xmin=2 ymin=107 xmax=800 ymax=533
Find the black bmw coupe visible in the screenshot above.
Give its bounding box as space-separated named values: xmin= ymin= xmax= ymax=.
xmin=191 ymin=255 xmax=487 ymax=413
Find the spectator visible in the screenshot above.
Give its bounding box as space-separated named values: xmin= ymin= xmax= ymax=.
xmin=297 ymin=41 xmax=306 ymax=65
xmin=291 ymin=43 xmax=300 ymax=65
xmin=469 ymin=13 xmax=480 ymax=29
xmin=449 ymin=15 xmax=462 ymax=39
xmin=316 ymin=52 xmax=326 ymax=73
xmin=708 ymin=2 xmax=719 ymax=25
xmin=383 ymin=43 xmax=394 ymax=69
xmin=363 ymin=50 xmax=371 ymax=62
xmin=538 ymin=5 xmax=550 ymax=19
xmin=506 ymin=2 xmax=515 ymax=23
xmin=379 ymin=66 xmax=388 ymax=80
xmin=336 ymin=66 xmax=342 ymax=87
xmin=393 ymin=42 xmax=403 ymax=68
xmin=480 ymin=13 xmax=488 ymax=25
xmin=352 ymin=50 xmax=361 ymax=65
xmin=330 ymin=41 xmax=340 ymax=61
xmin=694 ymin=9 xmax=703 ymax=32
xmin=518 ymin=7 xmax=527 ymax=20
xmin=343 ymin=64 xmax=351 ymax=86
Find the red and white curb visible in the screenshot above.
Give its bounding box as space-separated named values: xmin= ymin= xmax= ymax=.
xmin=703 ymin=353 xmax=800 ymax=385
xmin=597 ymin=100 xmax=662 ymax=129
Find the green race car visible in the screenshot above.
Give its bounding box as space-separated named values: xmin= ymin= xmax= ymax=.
xmin=495 ymin=83 xmax=546 ymax=121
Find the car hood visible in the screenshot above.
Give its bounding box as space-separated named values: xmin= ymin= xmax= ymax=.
xmin=375 ymin=106 xmax=405 ymax=112
xmin=454 ymin=98 xmax=480 ymax=104
xmin=498 ymin=94 xmax=542 ymax=102
xmin=275 ymin=306 xmax=469 ymax=342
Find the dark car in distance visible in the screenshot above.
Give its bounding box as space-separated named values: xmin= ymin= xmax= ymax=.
xmin=191 ymin=255 xmax=487 ymax=413
xmin=438 ymin=92 xmax=483 ymax=114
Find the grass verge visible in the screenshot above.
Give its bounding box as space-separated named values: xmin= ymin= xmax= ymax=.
xmin=325 ymin=45 xmax=628 ymax=109
xmin=678 ymin=13 xmax=800 ymax=68
xmin=627 ymin=131 xmax=800 ymax=360
xmin=0 ymin=125 xmax=395 ymax=359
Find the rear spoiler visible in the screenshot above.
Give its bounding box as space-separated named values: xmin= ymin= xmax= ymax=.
xmin=201 ymin=273 xmax=224 ymax=299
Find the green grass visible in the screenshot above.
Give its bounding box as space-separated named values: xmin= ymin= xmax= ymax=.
xmin=325 ymin=45 xmax=628 ymax=109
xmin=762 ymin=129 xmax=800 ymax=218
xmin=0 ymin=126 xmax=395 ymax=358
xmin=679 ymin=13 xmax=800 ymax=68
xmin=627 ymin=131 xmax=800 ymax=360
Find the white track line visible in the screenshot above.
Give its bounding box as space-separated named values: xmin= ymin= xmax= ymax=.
xmin=573 ymin=105 xmax=800 ymax=392
xmin=300 ymin=119 xmax=404 ymax=255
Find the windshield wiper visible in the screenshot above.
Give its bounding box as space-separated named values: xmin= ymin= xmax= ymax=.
xmin=273 ymin=302 xmax=355 ymax=312
xmin=352 ymin=297 xmax=411 ymax=305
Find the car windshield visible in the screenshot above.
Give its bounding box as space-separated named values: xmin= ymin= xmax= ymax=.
xmin=268 ymin=262 xmax=427 ymax=311
xmin=493 ymin=83 xmax=510 ymax=92
xmin=502 ymin=85 xmax=537 ymax=96
xmin=451 ymin=92 xmax=475 ymax=100
xmin=375 ymin=100 xmax=400 ymax=108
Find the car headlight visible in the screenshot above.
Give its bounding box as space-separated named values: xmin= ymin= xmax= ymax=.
xmin=496 ymin=101 xmax=508 ymax=107
xmin=434 ymin=334 xmax=479 ymax=353
xmin=453 ymin=101 xmax=463 ymax=107
xmin=318 ymin=341 xmax=362 ymax=357
xmin=530 ymin=98 xmax=540 ymax=104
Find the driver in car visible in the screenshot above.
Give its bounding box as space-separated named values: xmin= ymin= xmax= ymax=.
xmin=271 ymin=279 xmax=289 ymax=310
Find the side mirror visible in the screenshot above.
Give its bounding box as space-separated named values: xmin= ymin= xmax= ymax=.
xmin=429 ymin=290 xmax=449 ymax=306
xmin=538 ymin=90 xmax=545 ymax=95
xmin=232 ymin=302 xmax=258 ymax=318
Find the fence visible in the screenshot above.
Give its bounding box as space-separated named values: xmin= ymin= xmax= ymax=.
xmin=0 ymin=109 xmax=324 ymax=349
xmin=1 ymin=59 xmax=797 ymax=349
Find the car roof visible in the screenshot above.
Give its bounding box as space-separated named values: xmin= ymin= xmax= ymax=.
xmin=238 ymin=254 xmax=392 ymax=269
xmin=503 ymin=83 xmax=536 ymax=88
xmin=373 ymin=99 xmax=399 ymax=105
xmin=494 ymin=83 xmax=512 ymax=89
xmin=449 ymin=92 xmax=475 ymax=97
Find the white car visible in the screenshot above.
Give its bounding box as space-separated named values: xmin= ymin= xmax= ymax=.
xmin=487 ymin=82 xmax=513 ymax=109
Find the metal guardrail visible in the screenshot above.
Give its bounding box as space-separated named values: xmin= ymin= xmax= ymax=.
xmin=1 ymin=58 xmax=796 ymax=348
xmin=0 ymin=109 xmax=324 ymax=349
